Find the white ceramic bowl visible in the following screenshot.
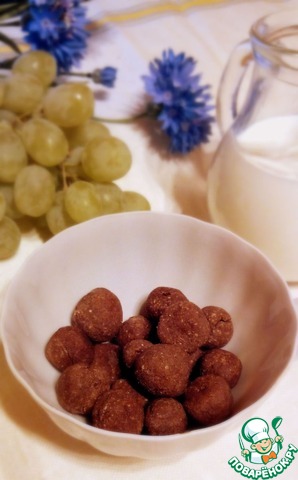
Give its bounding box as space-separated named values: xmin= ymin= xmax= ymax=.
xmin=1 ymin=212 xmax=297 ymax=459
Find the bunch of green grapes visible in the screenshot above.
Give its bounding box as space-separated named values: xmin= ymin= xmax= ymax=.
xmin=0 ymin=50 xmax=150 ymax=260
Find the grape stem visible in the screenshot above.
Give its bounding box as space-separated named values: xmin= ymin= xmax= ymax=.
xmin=59 ymin=158 xmax=79 ymax=190
xmin=60 ymin=163 xmax=69 ymax=191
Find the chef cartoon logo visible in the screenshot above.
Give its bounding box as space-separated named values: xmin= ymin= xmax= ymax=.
xmin=239 ymin=416 xmax=283 ymax=465
xmin=228 ymin=416 xmax=298 ymax=478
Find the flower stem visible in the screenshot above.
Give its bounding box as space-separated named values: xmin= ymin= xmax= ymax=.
xmin=0 ymin=20 xmax=22 ymax=27
xmin=0 ymin=2 xmax=27 ymax=22
xmin=65 ymin=71 xmax=91 ymax=79
xmin=0 ymin=31 xmax=21 ymax=54
xmin=94 ymin=111 xmax=148 ymax=124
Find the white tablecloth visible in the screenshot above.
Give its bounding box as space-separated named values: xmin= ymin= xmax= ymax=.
xmin=1 ymin=1 xmax=298 ymax=479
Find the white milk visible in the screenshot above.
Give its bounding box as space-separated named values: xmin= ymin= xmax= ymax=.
xmin=207 ymin=115 xmax=298 ymax=282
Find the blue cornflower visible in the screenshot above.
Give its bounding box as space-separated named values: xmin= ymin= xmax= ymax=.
xmin=64 ymin=66 xmax=117 ymax=88
xmin=91 ymin=67 xmax=117 ymax=88
xmin=22 ymin=0 xmax=89 ymax=72
xmin=142 ymin=49 xmax=214 ymax=154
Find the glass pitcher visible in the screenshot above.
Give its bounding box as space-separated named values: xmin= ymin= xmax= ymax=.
xmin=207 ymin=8 xmax=298 ymax=282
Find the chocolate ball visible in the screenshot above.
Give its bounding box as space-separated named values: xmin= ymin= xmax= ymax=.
xmin=45 ymin=325 xmax=93 ymax=371
xmin=199 ymin=348 xmax=242 ymax=388
xmin=184 ymin=374 xmax=233 ymax=426
xmin=143 ymin=286 xmax=187 ymax=321
xmin=122 ymin=339 xmax=153 ymax=368
xmin=135 ymin=344 xmax=191 ymax=397
xmin=157 ymin=300 xmax=211 ymax=353
xmin=56 ymin=363 xmax=110 ymax=414
xmin=92 ymin=380 xmax=146 ymax=434
xmin=145 ymin=398 xmax=187 ymax=435
xmin=116 ymin=315 xmax=151 ymax=347
xmin=202 ymin=306 xmax=233 ymax=348
xmin=91 ymin=343 xmax=121 ymax=384
xmin=71 ymin=287 xmax=123 ymax=342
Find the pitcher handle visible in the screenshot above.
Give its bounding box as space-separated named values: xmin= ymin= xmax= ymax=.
xmin=217 ymin=39 xmax=253 ymax=135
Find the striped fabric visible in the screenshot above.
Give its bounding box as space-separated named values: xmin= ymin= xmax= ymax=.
xmin=0 ymin=0 xmax=230 ymax=52
xmin=87 ymin=0 xmax=230 ymax=29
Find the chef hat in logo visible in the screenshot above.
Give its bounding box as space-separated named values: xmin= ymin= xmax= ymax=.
xmin=242 ymin=418 xmax=270 ymax=444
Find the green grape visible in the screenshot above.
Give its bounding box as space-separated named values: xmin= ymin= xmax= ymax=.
xmin=0 ymin=184 xmax=23 ymax=220
xmin=0 ymin=123 xmax=28 ymax=183
xmin=18 ymin=117 xmax=69 ymax=167
xmin=64 ymin=180 xmax=103 ymax=223
xmin=0 ymin=216 xmax=21 ymax=260
xmin=2 ymin=72 xmax=44 ymax=116
xmin=0 ymin=109 xmax=19 ymax=126
xmin=0 ymin=192 xmax=5 ymax=221
xmin=12 ymin=50 xmax=57 ymax=88
xmin=93 ymin=182 xmax=123 ymax=214
xmin=43 ymin=83 xmax=94 ymax=128
xmin=81 ymin=137 xmax=132 ymax=182
xmin=64 ymin=119 xmax=110 ymax=149
xmin=0 ymin=81 xmax=4 ymax=106
xmin=121 ymin=191 xmax=151 ymax=212
xmin=46 ymin=191 xmax=74 ymax=235
xmin=14 ymin=165 xmax=56 ymax=217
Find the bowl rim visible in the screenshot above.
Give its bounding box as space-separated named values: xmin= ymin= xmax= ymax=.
xmin=1 ymin=211 xmax=297 ymax=444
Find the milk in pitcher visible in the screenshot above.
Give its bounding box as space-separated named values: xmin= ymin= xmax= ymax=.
xmin=207 ymin=115 xmax=298 ymax=281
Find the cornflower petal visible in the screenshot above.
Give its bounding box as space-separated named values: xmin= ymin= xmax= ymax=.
xmin=142 ymin=49 xmax=214 ymax=153
xmin=22 ymin=0 xmax=89 ymax=72
xmin=91 ymin=67 xmax=117 ymax=87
